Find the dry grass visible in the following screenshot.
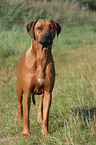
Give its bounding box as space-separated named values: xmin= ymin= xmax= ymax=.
xmin=0 ymin=43 xmax=96 ymax=144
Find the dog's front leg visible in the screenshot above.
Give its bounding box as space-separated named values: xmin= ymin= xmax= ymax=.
xmin=42 ymin=91 xmax=52 ymax=135
xmin=22 ymin=92 xmax=31 ymax=136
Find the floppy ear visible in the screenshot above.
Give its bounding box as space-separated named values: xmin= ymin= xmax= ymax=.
xmin=51 ymin=20 xmax=62 ymax=37
xmin=26 ymin=19 xmax=38 ymax=40
xmin=55 ymin=22 xmax=62 ymax=37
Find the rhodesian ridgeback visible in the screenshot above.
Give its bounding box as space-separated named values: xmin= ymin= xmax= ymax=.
xmin=17 ymin=19 xmax=61 ymax=136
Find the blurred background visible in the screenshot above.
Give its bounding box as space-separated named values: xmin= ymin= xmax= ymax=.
xmin=0 ymin=0 xmax=96 ymax=29
xmin=0 ymin=0 xmax=96 ymax=63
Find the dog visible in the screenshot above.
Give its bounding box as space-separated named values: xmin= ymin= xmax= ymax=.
xmin=17 ymin=19 xmax=61 ymax=136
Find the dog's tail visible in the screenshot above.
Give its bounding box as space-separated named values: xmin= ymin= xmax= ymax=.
xmin=32 ymin=94 xmax=36 ymax=105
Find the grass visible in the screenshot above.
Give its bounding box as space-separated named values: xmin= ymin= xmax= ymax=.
xmin=0 ymin=23 xmax=96 ymax=64
xmin=1 ymin=0 xmax=96 ymax=30
xmin=0 ymin=23 xmax=96 ymax=144
xmin=1 ymin=0 xmax=96 ymax=144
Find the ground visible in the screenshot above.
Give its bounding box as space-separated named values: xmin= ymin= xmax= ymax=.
xmin=0 ymin=43 xmax=96 ymax=144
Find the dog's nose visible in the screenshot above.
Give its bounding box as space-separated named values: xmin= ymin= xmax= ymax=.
xmin=39 ymin=33 xmax=53 ymax=45
xmin=44 ymin=33 xmax=51 ymax=40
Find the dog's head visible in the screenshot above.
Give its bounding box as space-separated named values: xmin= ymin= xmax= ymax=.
xmin=26 ymin=19 xmax=62 ymax=46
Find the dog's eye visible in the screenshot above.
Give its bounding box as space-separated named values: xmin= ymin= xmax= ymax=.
xmin=37 ymin=27 xmax=43 ymax=31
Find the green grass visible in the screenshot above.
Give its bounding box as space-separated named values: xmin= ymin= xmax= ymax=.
xmin=1 ymin=0 xmax=96 ymax=29
xmin=0 ymin=23 xmax=96 ymax=64
xmin=0 ymin=23 xmax=96 ymax=144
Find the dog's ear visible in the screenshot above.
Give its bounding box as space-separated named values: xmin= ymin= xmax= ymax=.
xmin=51 ymin=20 xmax=62 ymax=37
xmin=26 ymin=19 xmax=38 ymax=40
xmin=55 ymin=22 xmax=62 ymax=37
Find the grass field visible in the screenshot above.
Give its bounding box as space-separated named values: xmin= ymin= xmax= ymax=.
xmin=0 ymin=23 xmax=96 ymax=144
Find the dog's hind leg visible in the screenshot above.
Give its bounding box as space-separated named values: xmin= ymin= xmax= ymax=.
xmin=17 ymin=83 xmax=23 ymax=124
xmin=37 ymin=94 xmax=43 ymax=124
xmin=32 ymin=94 xmax=36 ymax=105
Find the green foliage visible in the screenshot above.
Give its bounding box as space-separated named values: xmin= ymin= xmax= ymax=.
xmin=0 ymin=0 xmax=96 ymax=30
xmin=76 ymin=0 xmax=96 ymax=10
xmin=0 ymin=26 xmax=30 ymax=64
xmin=0 ymin=24 xmax=96 ymax=64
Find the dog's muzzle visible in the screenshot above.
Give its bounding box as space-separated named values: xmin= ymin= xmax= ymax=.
xmin=39 ymin=33 xmax=53 ymax=45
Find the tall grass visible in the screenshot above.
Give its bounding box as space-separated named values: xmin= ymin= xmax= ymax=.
xmin=0 ymin=24 xmax=96 ymax=64
xmin=0 ymin=0 xmax=96 ymax=30
xmin=0 ymin=0 xmax=96 ymax=144
xmin=0 ymin=0 xmax=96 ymax=63
xmin=0 ymin=44 xmax=96 ymax=144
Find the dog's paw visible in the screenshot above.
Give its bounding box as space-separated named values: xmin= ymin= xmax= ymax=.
xmin=41 ymin=128 xmax=49 ymax=137
xmin=22 ymin=129 xmax=30 ymax=136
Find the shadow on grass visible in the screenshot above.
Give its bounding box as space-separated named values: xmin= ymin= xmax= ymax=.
xmin=49 ymin=107 xmax=96 ymax=134
xmin=71 ymin=107 xmax=96 ymax=122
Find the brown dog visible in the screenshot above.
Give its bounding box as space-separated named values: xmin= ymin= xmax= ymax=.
xmin=17 ymin=19 xmax=61 ymax=136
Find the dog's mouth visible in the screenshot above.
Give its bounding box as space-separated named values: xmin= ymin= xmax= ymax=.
xmin=39 ymin=40 xmax=53 ymax=45
xmin=39 ymin=33 xmax=53 ymax=46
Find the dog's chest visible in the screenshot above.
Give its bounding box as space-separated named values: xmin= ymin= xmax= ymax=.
xmin=31 ymin=76 xmax=44 ymax=95
xmin=37 ymin=78 xmax=44 ymax=85
xmin=25 ymin=50 xmax=53 ymax=94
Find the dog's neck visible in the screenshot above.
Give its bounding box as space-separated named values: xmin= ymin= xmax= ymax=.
xmin=31 ymin=39 xmax=51 ymax=61
xmin=32 ymin=39 xmax=52 ymax=54
xmin=26 ymin=39 xmax=52 ymax=78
